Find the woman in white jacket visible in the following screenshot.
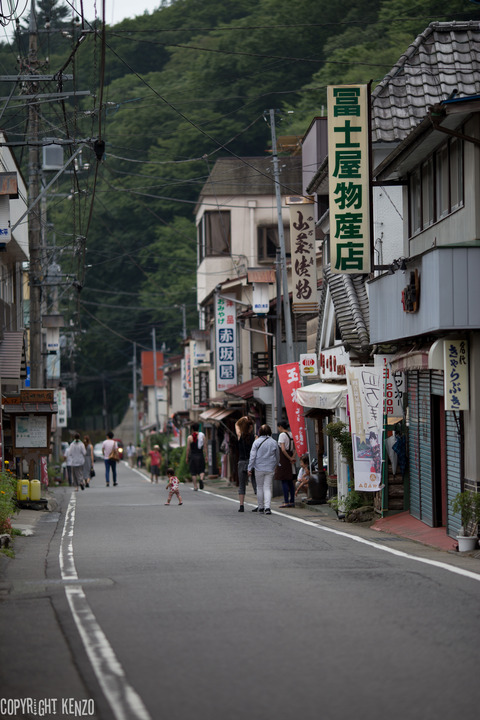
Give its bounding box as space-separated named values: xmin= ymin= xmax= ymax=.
xmin=247 ymin=424 xmax=280 ymax=515
xmin=66 ymin=433 xmax=87 ymax=492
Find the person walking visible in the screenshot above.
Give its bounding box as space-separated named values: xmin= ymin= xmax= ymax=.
xmin=83 ymin=434 xmax=94 ymax=488
xmin=186 ymin=422 xmax=206 ymax=490
xmin=148 ymin=444 xmax=162 ymax=483
xmin=276 ymin=420 xmax=296 ymax=508
xmin=67 ymin=433 xmax=87 ymax=492
xmin=102 ymin=431 xmax=119 ymax=487
xmin=165 ymin=468 xmax=183 ymax=506
xmin=247 ymin=424 xmax=279 ymax=515
xmin=126 ymin=442 xmax=136 ymax=468
xmin=235 ymin=416 xmax=256 ymax=513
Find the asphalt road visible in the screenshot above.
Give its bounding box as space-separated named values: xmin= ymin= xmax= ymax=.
xmin=1 ymin=463 xmax=480 ymax=720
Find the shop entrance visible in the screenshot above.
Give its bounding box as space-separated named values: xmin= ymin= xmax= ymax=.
xmin=431 ymin=395 xmax=447 ymax=527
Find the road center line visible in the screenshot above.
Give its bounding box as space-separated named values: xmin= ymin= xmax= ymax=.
xmin=59 ymin=493 xmax=152 ymax=720
xmin=202 ymin=489 xmax=480 ymax=584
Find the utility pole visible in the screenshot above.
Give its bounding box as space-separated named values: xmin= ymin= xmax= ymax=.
xmin=268 ymin=109 xmax=294 ymax=363
xmin=27 ymin=0 xmax=43 ymax=388
xmin=132 ymin=342 xmax=138 ymax=444
xmin=152 ymin=328 xmax=160 ymax=432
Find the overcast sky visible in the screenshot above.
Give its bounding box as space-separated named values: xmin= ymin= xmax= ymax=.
xmin=78 ymin=0 xmax=162 ymax=26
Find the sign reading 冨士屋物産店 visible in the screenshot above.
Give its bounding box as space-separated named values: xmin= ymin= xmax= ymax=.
xmin=327 ymin=84 xmax=371 ymax=274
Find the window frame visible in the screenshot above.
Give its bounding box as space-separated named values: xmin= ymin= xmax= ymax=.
xmin=408 ymin=134 xmax=464 ymax=238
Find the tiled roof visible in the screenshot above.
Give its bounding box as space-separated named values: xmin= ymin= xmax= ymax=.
xmin=198 ymin=156 xmax=302 ymax=199
xmin=323 ymin=266 xmax=371 ymax=357
xmin=372 ymin=21 xmax=480 ymax=143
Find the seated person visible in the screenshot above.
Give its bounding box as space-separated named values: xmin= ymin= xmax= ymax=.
xmin=295 ymin=453 xmax=311 ymax=497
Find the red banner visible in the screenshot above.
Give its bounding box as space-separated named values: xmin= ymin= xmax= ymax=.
xmin=276 ymin=362 xmax=308 ymax=456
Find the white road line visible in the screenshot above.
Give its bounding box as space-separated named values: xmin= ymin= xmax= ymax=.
xmin=59 ymin=493 xmax=152 ymax=720
xmin=202 ymin=489 xmax=480 ymax=584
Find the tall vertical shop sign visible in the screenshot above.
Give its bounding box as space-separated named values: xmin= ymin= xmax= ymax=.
xmin=327 ymin=85 xmax=371 ymax=274
xmin=289 ymin=201 xmax=318 ymax=313
xmin=215 ymin=294 xmax=237 ymax=391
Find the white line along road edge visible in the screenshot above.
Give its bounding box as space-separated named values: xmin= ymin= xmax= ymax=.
xmin=59 ymin=493 xmax=152 ymax=720
xmin=201 ymin=489 xmax=480 ymax=584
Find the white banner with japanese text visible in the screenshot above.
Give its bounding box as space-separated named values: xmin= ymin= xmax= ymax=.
xmin=327 ymin=84 xmax=371 ymax=274
xmin=346 ymin=366 xmax=384 ymax=491
xmin=215 ymin=294 xmax=237 ymax=391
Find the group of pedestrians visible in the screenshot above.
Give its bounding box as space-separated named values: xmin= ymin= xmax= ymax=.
xmin=64 ymin=431 xmax=120 ymax=490
xmin=63 ymin=418 xmax=304 ymax=513
xmin=64 ymin=433 xmax=95 ymax=491
xmin=236 ymin=417 xmax=301 ymax=515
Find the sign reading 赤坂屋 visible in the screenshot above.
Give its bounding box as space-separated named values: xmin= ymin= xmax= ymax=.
xmin=327 ymin=84 xmax=371 ymax=274
xmin=215 ymin=293 xmax=237 ymax=391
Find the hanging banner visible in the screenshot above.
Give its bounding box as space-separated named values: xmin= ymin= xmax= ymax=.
xmin=276 ymin=362 xmax=308 ymax=456
xmin=289 ymin=204 xmax=318 ymax=312
xmin=346 ymin=366 xmax=384 ymax=491
xmin=56 ymin=388 xmax=67 ymax=428
xmin=327 ymin=84 xmax=371 ymax=274
xmin=444 ymin=339 xmax=469 ymax=411
xmin=184 ymin=346 xmax=192 ymax=394
xmin=374 ymin=355 xmax=405 ymax=418
xmin=215 ymin=293 xmax=237 ymax=391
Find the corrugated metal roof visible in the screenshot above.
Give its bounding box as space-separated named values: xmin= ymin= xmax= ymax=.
xmin=224 ymin=376 xmax=269 ymax=399
xmin=0 ymin=331 xmax=27 ymax=379
xmin=372 ymin=21 xmax=480 ymax=144
xmin=198 ymin=156 xmax=302 ymax=200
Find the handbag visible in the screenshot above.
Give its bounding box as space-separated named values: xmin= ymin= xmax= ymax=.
xmin=90 ymin=467 xmax=96 ymax=477
xmin=109 ymin=446 xmax=120 ymax=462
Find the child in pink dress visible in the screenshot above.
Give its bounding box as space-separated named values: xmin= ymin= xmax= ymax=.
xmin=165 ymin=468 xmax=183 ymax=506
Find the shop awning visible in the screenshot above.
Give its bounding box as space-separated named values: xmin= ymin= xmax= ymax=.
xmin=212 ymin=408 xmax=236 ymax=421
xmin=224 ymin=376 xmax=269 ymax=399
xmin=296 ymin=382 xmax=348 ymax=410
xmin=199 ymin=407 xmax=236 ymax=422
xmin=199 ymin=408 xmax=221 ymax=421
xmin=389 ymin=346 xmax=431 ymax=373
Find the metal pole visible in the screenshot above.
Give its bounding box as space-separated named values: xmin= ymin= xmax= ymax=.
xmin=152 ymin=328 xmax=160 ymax=432
xmin=133 ymin=342 xmax=138 ymax=445
xmin=27 ymin=0 xmax=43 ymax=388
xmin=181 ymin=304 xmax=187 ymax=341
xmin=269 ymin=108 xmax=294 ymax=363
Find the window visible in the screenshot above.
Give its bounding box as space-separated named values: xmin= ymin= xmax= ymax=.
xmin=410 ymin=168 xmax=421 ymax=235
xmin=450 ymin=137 xmax=463 ymax=211
xmin=409 ymin=136 xmax=464 ymax=236
xmin=257 ymin=225 xmax=290 ymax=262
xmin=422 ymin=157 xmax=434 ymax=228
xmin=198 ymin=211 xmax=231 ymax=263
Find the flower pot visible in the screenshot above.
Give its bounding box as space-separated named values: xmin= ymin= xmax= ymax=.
xmin=456 ymin=535 xmax=478 ymax=552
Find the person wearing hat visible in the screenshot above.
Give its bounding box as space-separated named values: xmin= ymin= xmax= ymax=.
xmin=148 ymin=444 xmax=162 ymax=483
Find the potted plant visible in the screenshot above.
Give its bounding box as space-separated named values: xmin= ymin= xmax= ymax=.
xmin=450 ymin=490 xmax=479 ymax=551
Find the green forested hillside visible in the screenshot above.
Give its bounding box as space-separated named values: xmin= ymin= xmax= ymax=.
xmin=0 ymin=0 xmax=477 ymax=425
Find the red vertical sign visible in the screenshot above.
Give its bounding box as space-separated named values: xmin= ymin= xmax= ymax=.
xmin=276 ymin=362 xmax=308 ymax=456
